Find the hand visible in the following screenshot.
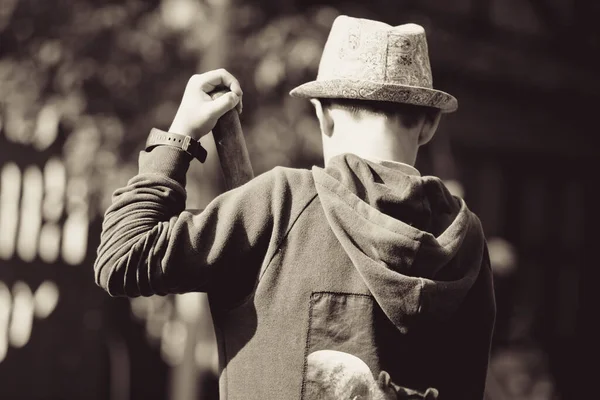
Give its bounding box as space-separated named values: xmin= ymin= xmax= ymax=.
xmin=169 ymin=69 xmax=243 ymax=139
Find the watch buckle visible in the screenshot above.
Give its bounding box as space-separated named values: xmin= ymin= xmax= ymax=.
xmin=181 ymin=135 xmax=192 ymax=153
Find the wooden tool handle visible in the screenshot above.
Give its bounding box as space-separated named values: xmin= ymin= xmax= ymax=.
xmin=210 ymin=90 xmax=254 ymax=190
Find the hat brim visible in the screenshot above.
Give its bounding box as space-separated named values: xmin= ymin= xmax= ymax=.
xmin=289 ymin=79 xmax=458 ymax=113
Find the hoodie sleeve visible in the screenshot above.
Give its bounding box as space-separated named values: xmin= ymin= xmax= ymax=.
xmin=93 ymin=145 xmax=305 ymax=300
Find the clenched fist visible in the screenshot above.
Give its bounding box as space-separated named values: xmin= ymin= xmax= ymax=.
xmin=169 ymin=68 xmax=243 ymax=140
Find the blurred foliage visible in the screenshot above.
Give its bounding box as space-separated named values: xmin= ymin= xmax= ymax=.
xmin=0 ymin=0 xmax=341 ymax=218
xmin=235 ymin=5 xmax=340 ymax=172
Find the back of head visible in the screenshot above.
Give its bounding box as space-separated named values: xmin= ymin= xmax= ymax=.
xmin=319 ymin=98 xmax=441 ymax=130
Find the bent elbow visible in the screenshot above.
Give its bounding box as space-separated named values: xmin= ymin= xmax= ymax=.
xmin=94 ymin=235 xmax=168 ymax=297
xmin=94 ymin=255 xmax=127 ymax=297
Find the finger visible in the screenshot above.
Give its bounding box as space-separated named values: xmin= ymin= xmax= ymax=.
xmin=203 ymin=91 xmax=240 ymax=121
xmin=210 ymin=89 xmax=243 ymax=114
xmin=193 ymin=69 xmax=243 ymax=96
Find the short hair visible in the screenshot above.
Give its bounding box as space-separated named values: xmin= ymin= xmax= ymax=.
xmin=318 ymin=98 xmax=440 ymax=129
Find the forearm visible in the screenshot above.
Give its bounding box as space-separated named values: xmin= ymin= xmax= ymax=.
xmin=94 ymin=145 xmax=192 ymax=297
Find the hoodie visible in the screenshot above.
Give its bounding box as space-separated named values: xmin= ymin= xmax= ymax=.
xmin=95 ymin=146 xmax=495 ymax=400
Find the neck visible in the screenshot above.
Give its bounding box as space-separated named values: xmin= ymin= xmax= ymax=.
xmin=322 ymin=117 xmax=419 ymax=167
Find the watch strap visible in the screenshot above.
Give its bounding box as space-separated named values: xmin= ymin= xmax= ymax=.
xmin=145 ymin=128 xmax=207 ymax=163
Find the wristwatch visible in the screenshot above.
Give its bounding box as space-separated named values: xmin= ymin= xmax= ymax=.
xmin=145 ymin=128 xmax=207 ymax=163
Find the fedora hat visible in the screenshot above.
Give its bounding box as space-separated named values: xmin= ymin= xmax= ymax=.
xmin=290 ymin=15 xmax=458 ymax=113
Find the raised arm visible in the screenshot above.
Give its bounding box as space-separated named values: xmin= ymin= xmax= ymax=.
xmin=93 ymin=148 xmax=287 ymax=299
xmin=94 ymin=69 xmax=263 ymax=299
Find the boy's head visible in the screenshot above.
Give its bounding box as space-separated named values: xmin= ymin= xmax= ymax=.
xmin=290 ymin=15 xmax=456 ymax=165
xmin=310 ymin=97 xmax=442 ymax=165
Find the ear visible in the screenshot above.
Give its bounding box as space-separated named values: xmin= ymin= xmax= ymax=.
xmin=310 ymin=99 xmax=334 ymax=137
xmin=418 ymin=111 xmax=442 ymax=145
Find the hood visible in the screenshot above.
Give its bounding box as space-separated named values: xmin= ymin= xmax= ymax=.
xmin=312 ymin=154 xmax=486 ymax=334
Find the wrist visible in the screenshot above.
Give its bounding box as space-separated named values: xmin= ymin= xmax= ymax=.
xmin=168 ymin=120 xmax=195 ymax=138
xmin=146 ymin=128 xmax=207 ymax=163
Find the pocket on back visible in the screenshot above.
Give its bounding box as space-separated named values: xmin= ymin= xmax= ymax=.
xmin=301 ymin=292 xmax=380 ymax=399
xmin=300 ymin=292 xmax=439 ymax=400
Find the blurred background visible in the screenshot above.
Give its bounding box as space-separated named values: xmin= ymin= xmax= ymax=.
xmin=0 ymin=0 xmax=596 ymax=399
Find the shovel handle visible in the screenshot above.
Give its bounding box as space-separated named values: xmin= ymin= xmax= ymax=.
xmin=210 ymin=90 xmax=254 ymax=190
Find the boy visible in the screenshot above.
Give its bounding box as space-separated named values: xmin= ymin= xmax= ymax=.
xmin=95 ymin=16 xmax=495 ymax=399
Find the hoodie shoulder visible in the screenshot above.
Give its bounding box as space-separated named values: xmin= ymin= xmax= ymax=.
xmin=239 ymin=165 xmax=316 ymax=196
xmin=272 ymin=165 xmax=316 ymax=192
xmin=263 ymin=165 xmax=317 ymax=203
xmin=260 ymin=165 xmax=319 ymax=224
